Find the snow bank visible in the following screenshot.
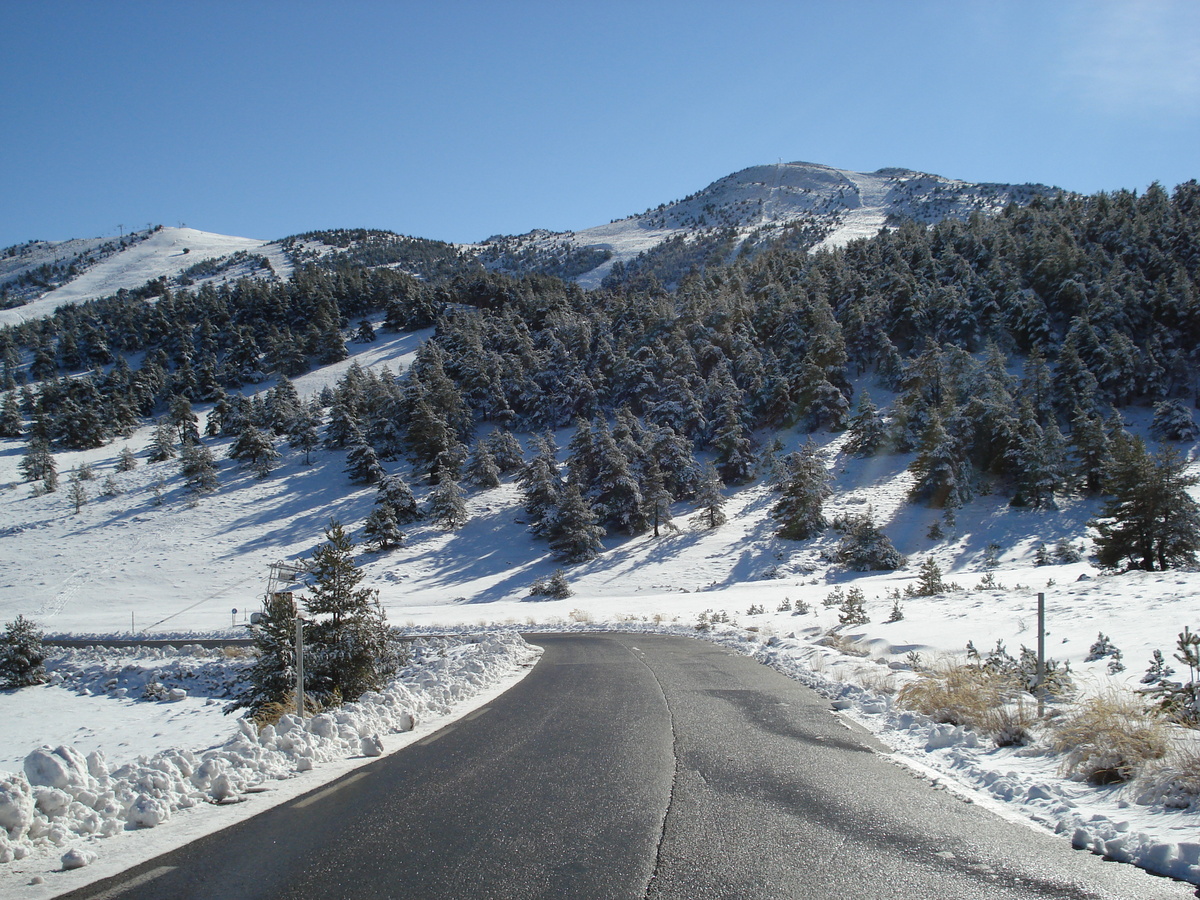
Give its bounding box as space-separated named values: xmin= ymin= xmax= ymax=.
xmin=0 ymin=633 xmax=540 ymax=870
xmin=697 ymin=625 xmax=1200 ymax=886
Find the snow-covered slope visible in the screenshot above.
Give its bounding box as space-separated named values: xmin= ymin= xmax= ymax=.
xmin=1 ymin=331 xmax=1198 ymax=889
xmin=0 ymin=227 xmax=292 ymax=327
xmin=475 ymin=161 xmax=1059 ymax=287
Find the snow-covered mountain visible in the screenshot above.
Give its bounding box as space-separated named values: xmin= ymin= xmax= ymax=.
xmin=0 ymin=227 xmax=293 ymax=327
xmin=0 ymin=161 xmax=1059 ymax=319
xmin=474 ymin=160 xmax=1060 ymax=288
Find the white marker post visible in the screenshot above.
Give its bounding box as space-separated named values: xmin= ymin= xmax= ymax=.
xmin=295 ymin=617 xmax=305 ymax=719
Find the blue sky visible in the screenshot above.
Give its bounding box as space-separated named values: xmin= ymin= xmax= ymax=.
xmin=3 ymin=0 xmax=1198 ymax=249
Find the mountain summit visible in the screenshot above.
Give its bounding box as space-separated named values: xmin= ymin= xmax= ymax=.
xmin=475 ymin=160 xmax=1059 ymax=288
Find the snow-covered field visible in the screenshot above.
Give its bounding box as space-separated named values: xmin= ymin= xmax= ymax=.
xmin=2 ymin=328 xmax=1199 ymax=892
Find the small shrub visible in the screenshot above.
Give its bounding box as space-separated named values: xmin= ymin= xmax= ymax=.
xmin=1085 ymin=632 xmax=1125 ymax=674
xmin=885 ymin=598 xmax=904 ymax=622
xmin=792 ymin=599 xmax=811 ymax=615
xmin=776 ymin=598 xmax=792 ymax=612
xmin=822 ymin=587 xmax=844 ymax=609
xmin=1050 ymin=690 xmax=1170 ymax=784
xmin=746 ymin=603 xmax=765 ymax=615
xmin=529 ymin=570 xmax=572 ymax=599
xmin=907 ymin=557 xmax=954 ymax=597
xmin=838 ymin=587 xmax=869 ymax=626
xmin=1053 ymin=538 xmax=1082 ymax=564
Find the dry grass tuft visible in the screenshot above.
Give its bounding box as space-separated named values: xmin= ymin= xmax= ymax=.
xmin=1049 ymin=689 xmax=1171 ymax=785
xmin=897 ymin=661 xmax=1012 ymax=731
xmin=1135 ymin=739 xmax=1200 ymax=810
xmin=818 ymin=633 xmax=871 ymax=657
xmin=250 ymin=690 xmax=327 ymax=729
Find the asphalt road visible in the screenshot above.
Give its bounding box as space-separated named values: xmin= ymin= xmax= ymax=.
xmin=61 ymin=633 xmax=1195 ymax=900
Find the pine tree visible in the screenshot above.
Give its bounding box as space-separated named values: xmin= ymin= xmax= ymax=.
xmin=376 ymin=472 xmax=422 ymax=524
xmin=546 ymin=483 xmax=605 ymax=563
xmin=1093 ymin=440 xmax=1200 ymax=570
xmin=908 ymin=408 xmax=971 ymax=509
xmin=288 ymin=404 xmax=322 ymax=465
xmin=302 ymin=520 xmax=395 ymax=704
xmin=147 ymin=419 xmax=177 ymax=462
xmin=772 ymin=442 xmax=831 ymax=541
xmin=834 ymin=514 xmax=907 ymax=571
xmin=640 ymin=461 xmax=676 ymax=537
xmin=18 ymin=437 xmax=55 ymax=483
xmin=843 ymin=390 xmax=888 ymax=457
xmin=463 ymin=440 xmax=502 ymax=489
xmin=168 ymin=394 xmax=200 ymax=446
xmin=180 ymin=440 xmax=220 ymax=495
xmin=0 ymin=393 xmax=22 ymax=438
xmin=229 ymin=424 xmax=280 ymax=477
xmin=67 ymin=472 xmax=88 ymax=514
xmin=0 ymin=615 xmax=49 ymax=688
xmin=485 ymin=429 xmax=525 ymax=474
xmin=228 ymin=592 xmax=299 ymax=719
xmin=345 ymin=434 xmax=384 ymax=485
xmin=710 ymin=395 xmax=755 ymax=484
xmin=116 ymin=445 xmax=138 ymax=472
xmin=1069 ymin=407 xmax=1111 ymax=495
xmin=690 ymin=462 xmax=727 ymax=530
xmin=1151 ymin=399 xmax=1200 ymax=442
xmin=362 ymin=505 xmax=405 ymax=551
xmin=428 ymin=471 xmax=469 ymax=530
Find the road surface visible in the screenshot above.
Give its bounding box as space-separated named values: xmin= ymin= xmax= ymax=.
xmin=61 ymin=633 xmax=1194 ymax=899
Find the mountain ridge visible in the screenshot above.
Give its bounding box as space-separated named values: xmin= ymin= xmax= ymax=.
xmin=0 ymin=160 xmax=1061 ymax=316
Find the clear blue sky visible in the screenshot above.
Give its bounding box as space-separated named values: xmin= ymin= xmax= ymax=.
xmin=3 ymin=0 xmax=1198 ymax=248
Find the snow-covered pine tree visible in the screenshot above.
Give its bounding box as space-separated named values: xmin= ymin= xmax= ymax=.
xmin=0 ymin=615 xmax=49 ymax=688
xmin=301 ymin=520 xmax=395 ymax=704
xmin=67 ymin=472 xmax=88 ymax=514
xmin=229 ymin=424 xmax=280 ymax=477
xmin=362 ymin=504 xmax=404 ymax=551
xmin=376 ymin=472 xmax=422 ymax=524
xmin=1093 ymin=440 xmax=1200 ymax=570
xmin=228 ymin=591 xmax=298 ymax=720
xmin=772 ymin=441 xmax=831 ymax=541
xmin=428 ymin=470 xmax=469 ymax=530
xmin=908 ymin=408 xmax=971 ymax=509
xmin=0 ymin=393 xmax=22 ymax=438
xmin=834 ymin=513 xmax=907 ymax=570
xmin=147 ymin=419 xmax=177 ymax=462
xmin=345 ymin=433 xmax=384 ymax=485
xmin=288 ymin=402 xmax=322 ymax=465
xmin=690 ymin=461 xmax=727 ymax=530
xmin=463 ymin=439 xmax=502 ymax=489
xmin=1151 ymin=399 xmax=1200 ymax=442
xmin=180 ymin=440 xmax=220 ymax=495
xmin=843 ymin=390 xmax=888 ymax=457
xmin=18 ymin=437 xmax=55 ymax=483
xmin=485 ymin=429 xmax=525 ymax=474
xmin=546 ymin=483 xmax=605 ymax=563
xmin=640 ymin=460 xmax=676 ymax=537
xmin=116 ymin=445 xmax=138 ymax=472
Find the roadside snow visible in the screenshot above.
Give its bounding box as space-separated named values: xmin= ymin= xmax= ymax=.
xmin=0 ymin=634 xmax=540 ymax=898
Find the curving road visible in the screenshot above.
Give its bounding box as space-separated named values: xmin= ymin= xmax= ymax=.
xmin=61 ymin=634 xmax=1193 ymax=899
